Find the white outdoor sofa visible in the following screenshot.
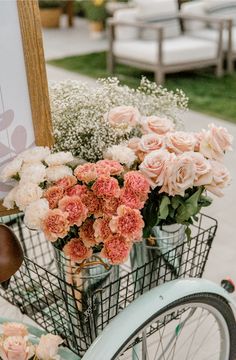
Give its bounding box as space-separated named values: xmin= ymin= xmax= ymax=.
xmin=181 ymin=0 xmax=236 ymax=73
xmin=107 ymin=0 xmax=226 ymax=84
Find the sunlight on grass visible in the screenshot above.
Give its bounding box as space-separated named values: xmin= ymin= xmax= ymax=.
xmin=48 ymin=52 xmax=236 ymax=123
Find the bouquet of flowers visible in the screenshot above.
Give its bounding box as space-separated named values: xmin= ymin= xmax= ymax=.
xmin=0 ymin=322 xmax=63 ymax=360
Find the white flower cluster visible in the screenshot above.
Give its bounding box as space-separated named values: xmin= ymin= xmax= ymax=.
xmin=49 ymin=78 xmax=188 ymax=162
xmin=0 ymin=147 xmax=74 ymax=212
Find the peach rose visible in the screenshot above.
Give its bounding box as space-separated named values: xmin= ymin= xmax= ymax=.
xmin=124 ymin=171 xmax=150 ymax=201
xmin=0 ymin=336 xmax=33 ymax=360
xmin=58 ymin=195 xmax=88 ymax=226
xmin=105 ymin=106 xmax=140 ymax=130
xmin=74 ymin=163 xmax=98 ymax=184
xmin=63 ymin=238 xmax=92 ymax=262
xmin=109 ymin=205 xmax=144 ymax=242
xmin=80 ymin=219 xmax=97 ymax=247
xmin=160 ymin=153 xmax=195 ymax=196
xmin=200 ymin=124 xmax=233 ymax=161
xmin=93 ymin=217 xmax=113 ymax=243
xmin=44 ymin=185 xmax=64 ymax=209
xmin=205 ymin=160 xmax=231 ymax=197
xmin=139 ymin=133 xmax=165 ymax=153
xmin=188 ymin=152 xmax=213 ymax=186
xmin=101 ymin=234 xmax=131 ymax=264
xmin=128 ymin=137 xmax=141 ymax=152
xmin=139 ymin=149 xmax=171 ymax=189
xmin=141 ymin=116 xmax=174 ymax=135
xmin=35 ymin=333 xmax=63 ymax=360
xmin=92 ymin=176 xmax=120 ymax=198
xmin=166 ymin=131 xmax=196 ymax=154
xmin=2 ymin=323 xmax=28 ymax=338
xmin=41 ymin=209 xmax=70 ymax=242
xmin=56 ymin=175 xmax=77 ymax=190
xmin=96 ymin=160 xmax=124 ymax=176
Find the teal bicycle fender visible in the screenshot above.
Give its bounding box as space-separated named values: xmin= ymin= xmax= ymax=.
xmin=82 ymin=278 xmax=236 ymax=360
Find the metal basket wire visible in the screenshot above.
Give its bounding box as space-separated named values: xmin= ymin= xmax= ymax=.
xmin=0 ymin=213 xmax=217 ymax=357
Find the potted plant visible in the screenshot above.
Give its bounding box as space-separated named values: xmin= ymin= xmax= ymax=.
xmin=82 ymin=0 xmax=107 ymax=37
xmin=39 ymin=0 xmax=63 ymax=28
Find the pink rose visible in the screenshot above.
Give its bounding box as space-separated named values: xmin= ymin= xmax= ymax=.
xmin=42 ymin=209 xmax=70 ymax=242
xmin=80 ymin=219 xmax=97 ymax=247
xmin=93 ymin=217 xmax=113 ymax=243
xmin=105 ymin=106 xmax=140 ymax=129
xmin=141 ymin=116 xmax=174 ymax=135
xmin=205 ymin=160 xmax=231 ymax=197
xmin=128 ymin=137 xmax=141 ymax=152
xmin=101 ymin=234 xmax=131 ymax=264
xmin=166 ymin=131 xmax=196 ymax=154
xmin=96 ymin=160 xmax=124 ymax=176
xmin=160 ymin=153 xmax=195 ymax=196
xmin=63 ymin=238 xmax=92 ymax=262
xmin=74 ymin=163 xmax=98 ymax=184
xmin=44 ymin=185 xmax=64 ymax=209
xmin=2 ymin=323 xmax=28 ymax=338
xmin=92 ymin=176 xmax=120 ymax=198
xmin=200 ymin=124 xmax=233 ymax=161
xmin=139 ymin=133 xmax=165 ymax=154
xmin=58 ymin=195 xmax=88 ymax=226
xmin=109 ymin=205 xmax=144 ymax=242
xmin=36 ymin=333 xmax=63 ymax=360
xmin=56 ymin=175 xmax=77 ymax=190
xmin=139 ymin=149 xmax=171 ymax=189
xmin=0 ymin=336 xmax=33 ymax=360
xmin=188 ymin=152 xmax=213 ymax=186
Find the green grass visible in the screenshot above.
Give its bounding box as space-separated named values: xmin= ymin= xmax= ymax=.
xmin=48 ymin=52 xmax=236 ymax=123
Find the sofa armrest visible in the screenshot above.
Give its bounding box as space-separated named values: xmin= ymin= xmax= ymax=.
xmin=107 ymin=18 xmax=164 ymax=31
xmin=180 ymin=13 xmax=232 ymax=28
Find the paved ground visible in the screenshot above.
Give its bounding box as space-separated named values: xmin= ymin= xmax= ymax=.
xmin=1 ymin=15 xmax=236 ymax=331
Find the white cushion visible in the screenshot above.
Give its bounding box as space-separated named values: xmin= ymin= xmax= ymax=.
xmin=181 ymin=1 xmax=206 ymax=31
xmin=114 ymin=36 xmax=218 ymax=65
xmin=135 ymin=0 xmax=181 ymax=39
xmin=188 ymin=27 xmax=236 ymax=51
xmin=114 ymin=8 xmax=139 ymax=41
xmin=204 ymin=0 xmax=236 ymax=28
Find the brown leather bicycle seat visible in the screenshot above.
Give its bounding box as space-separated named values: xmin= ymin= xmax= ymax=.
xmin=0 ymin=224 xmax=23 ymax=283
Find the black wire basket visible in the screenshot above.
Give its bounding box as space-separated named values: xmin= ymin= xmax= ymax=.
xmin=0 ymin=213 xmax=217 ymax=357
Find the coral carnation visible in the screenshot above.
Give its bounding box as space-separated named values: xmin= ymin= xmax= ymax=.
xmin=96 ymin=159 xmax=124 ymax=176
xmin=63 ymin=238 xmax=92 ymax=262
xmin=80 ymin=219 xmax=97 ymax=247
xmin=101 ymin=234 xmax=131 ymax=264
xmin=66 ymin=184 xmax=87 ymax=197
xmin=110 ymin=205 xmax=144 ymax=242
xmin=58 ymin=195 xmax=88 ymax=226
xmin=42 ymin=209 xmax=69 ymax=242
xmin=124 ymin=171 xmax=150 ymax=201
xmin=120 ymin=188 xmax=144 ymax=209
xmin=79 ymin=189 xmax=102 ymax=217
xmin=56 ymin=175 xmax=77 ymax=190
xmin=93 ymin=217 xmax=113 ymax=243
xmin=101 ymin=197 xmax=120 ymax=216
xmin=44 ymin=185 xmax=64 ymax=209
xmin=74 ymin=163 xmax=98 ymax=183
xmin=92 ymin=176 xmax=120 ymax=198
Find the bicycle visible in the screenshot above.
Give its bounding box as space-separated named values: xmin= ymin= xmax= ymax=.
xmin=1 ymin=214 xmax=236 ymax=360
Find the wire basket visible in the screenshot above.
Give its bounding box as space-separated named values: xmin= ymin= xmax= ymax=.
xmin=0 ymin=213 xmax=217 ymax=357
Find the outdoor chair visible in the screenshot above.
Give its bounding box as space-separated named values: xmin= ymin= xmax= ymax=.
xmin=181 ymin=0 xmax=235 ymax=73
xmin=107 ymin=0 xmax=226 ymax=84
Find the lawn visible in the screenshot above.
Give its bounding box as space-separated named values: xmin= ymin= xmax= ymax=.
xmin=48 ymin=52 xmax=236 ymax=123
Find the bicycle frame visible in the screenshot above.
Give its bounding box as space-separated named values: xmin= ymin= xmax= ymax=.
xmin=82 ymin=278 xmax=236 ymax=360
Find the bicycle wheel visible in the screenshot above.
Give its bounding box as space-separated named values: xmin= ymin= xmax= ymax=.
xmin=114 ymin=293 xmax=236 ymax=360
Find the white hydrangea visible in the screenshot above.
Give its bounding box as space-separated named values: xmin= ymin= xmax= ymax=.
xmin=0 ymin=158 xmax=23 ymax=182
xmin=19 ymin=163 xmax=46 ymax=184
xmin=19 ymin=146 xmax=51 ymax=163
xmin=104 ymin=144 xmax=137 ymax=168
xmin=24 ymin=199 xmax=49 ymax=230
xmin=2 ymin=187 xmax=18 ymax=210
xmin=45 ymin=151 xmax=74 ymax=166
xmin=15 ymin=183 xmax=43 ymax=211
xmin=46 ymin=165 xmax=73 ymax=182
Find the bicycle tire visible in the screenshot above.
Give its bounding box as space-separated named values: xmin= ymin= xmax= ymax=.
xmin=113 ymin=293 xmax=236 ymax=360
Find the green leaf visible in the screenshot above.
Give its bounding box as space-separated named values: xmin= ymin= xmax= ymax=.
xmin=199 ymin=194 xmax=213 ymax=207
xmin=159 ymin=196 xmax=171 ymax=220
xmin=171 ymin=196 xmax=184 ymax=209
xmin=185 ymin=226 xmax=191 ymax=242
